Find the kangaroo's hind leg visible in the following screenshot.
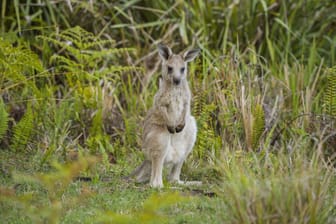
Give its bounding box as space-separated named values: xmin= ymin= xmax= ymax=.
xmin=150 ymin=151 xmax=166 ymax=188
xmin=144 ymin=127 xmax=169 ymax=188
xmin=168 ymin=160 xmax=202 ymax=186
xmin=169 ymin=116 xmax=198 ymax=185
xmin=168 ymin=161 xmax=184 ymax=184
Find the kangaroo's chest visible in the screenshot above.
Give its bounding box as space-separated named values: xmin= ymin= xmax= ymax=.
xmin=166 ymin=89 xmax=185 ymax=121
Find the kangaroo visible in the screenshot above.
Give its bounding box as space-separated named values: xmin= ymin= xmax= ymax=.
xmin=129 ymin=44 xmax=200 ymax=188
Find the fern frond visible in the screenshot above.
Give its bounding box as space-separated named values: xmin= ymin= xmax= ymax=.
xmin=39 ymin=26 xmax=138 ymax=84
xmin=194 ymin=100 xmax=221 ymax=159
xmin=324 ymin=68 xmax=336 ymax=117
xmin=38 ymin=26 xmax=116 ymax=52
xmin=193 ymin=89 xmax=207 ymax=117
xmin=0 ymin=39 xmax=43 ymax=86
xmin=252 ymin=104 xmax=265 ymax=150
xmin=50 ymin=54 xmax=80 ymax=68
xmin=60 ymin=26 xmax=114 ymax=49
xmin=90 ymin=109 xmax=103 ymax=136
xmin=38 ymin=35 xmax=82 ymax=56
xmin=11 ymin=105 xmax=34 ymax=151
xmin=104 ymin=66 xmax=143 ymax=73
xmin=81 ymin=48 xmax=136 ymax=58
xmin=0 ymin=100 xmax=9 ymax=142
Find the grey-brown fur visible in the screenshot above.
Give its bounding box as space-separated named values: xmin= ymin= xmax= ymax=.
xmin=129 ymin=44 xmax=200 ymax=188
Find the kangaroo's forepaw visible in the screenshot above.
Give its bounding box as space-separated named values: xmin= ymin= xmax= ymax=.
xmin=175 ymin=123 xmax=185 ymax=133
xmin=167 ymin=125 xmax=175 ymax=134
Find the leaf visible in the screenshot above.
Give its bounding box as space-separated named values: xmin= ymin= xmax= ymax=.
xmin=11 ymin=105 xmax=34 ymax=151
xmin=324 ymin=68 xmax=336 ymax=116
xmin=0 ymin=99 xmax=9 ymax=142
xmin=252 ymin=104 xmax=265 ymax=150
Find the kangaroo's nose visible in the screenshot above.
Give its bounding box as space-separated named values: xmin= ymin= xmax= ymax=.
xmin=173 ymin=78 xmax=180 ymax=85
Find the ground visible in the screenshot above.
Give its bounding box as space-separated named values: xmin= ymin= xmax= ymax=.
xmin=0 ymin=150 xmax=224 ymax=224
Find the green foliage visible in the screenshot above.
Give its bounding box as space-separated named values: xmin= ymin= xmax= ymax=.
xmin=193 ymin=91 xmax=221 ymax=160
xmin=89 ymin=108 xmax=104 ymax=141
xmin=193 ymin=87 xmax=207 ymax=119
xmin=86 ymin=134 xmax=113 ymax=165
xmin=39 ymin=26 xmax=137 ymax=82
xmin=0 ymin=38 xmax=43 ymax=151
xmin=241 ymin=91 xmax=266 ymax=151
xmin=122 ymin=115 xmax=139 ymax=148
xmin=3 ymin=1 xmax=336 ymax=65
xmin=98 ymin=192 xmax=187 ymax=224
xmin=324 ymin=68 xmax=336 ymax=116
xmin=37 ymin=95 xmax=79 ymax=164
xmin=1 ymin=149 xmax=219 ymax=224
xmin=30 ymin=26 xmax=142 ymax=162
xmin=251 ymin=104 xmax=265 ymax=150
xmin=1 ymin=2 xmax=336 ymax=223
xmin=1 ymin=156 xmax=98 ymax=224
xmin=0 ymin=38 xmax=43 ymax=85
xmin=11 ymin=105 xmax=34 ymax=152
xmin=0 ymin=99 xmax=9 ymax=142
xmin=218 ymin=149 xmax=335 ymax=224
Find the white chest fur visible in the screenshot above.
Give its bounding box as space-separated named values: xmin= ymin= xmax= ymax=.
xmin=165 ymin=136 xmax=183 ymax=163
xmin=166 ymin=88 xmax=185 ymax=125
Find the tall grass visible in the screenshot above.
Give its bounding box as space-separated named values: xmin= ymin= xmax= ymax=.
xmin=2 ymin=1 xmax=336 ymax=63
xmin=0 ymin=0 xmax=335 ymax=169
xmin=218 ymin=147 xmax=335 ymax=224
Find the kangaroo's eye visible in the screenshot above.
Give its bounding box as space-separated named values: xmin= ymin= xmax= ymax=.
xmin=180 ymin=67 xmax=185 ymax=73
xmin=167 ymin=66 xmax=173 ymax=73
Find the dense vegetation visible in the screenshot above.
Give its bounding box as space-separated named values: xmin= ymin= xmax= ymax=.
xmin=1 ymin=1 xmax=335 ymax=223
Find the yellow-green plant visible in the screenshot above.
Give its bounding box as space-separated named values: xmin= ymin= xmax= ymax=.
xmin=0 ymin=38 xmax=43 ymax=88
xmin=0 ymin=156 xmax=98 ymax=224
xmin=251 ymin=104 xmax=265 ymax=150
xmin=0 ymin=38 xmax=44 ymax=151
xmin=192 ymin=89 xmax=221 ymax=160
xmin=97 ymin=192 xmax=187 ymax=224
xmin=10 ymin=104 xmax=34 ymax=152
xmin=36 ymin=26 xmax=141 ymax=161
xmin=218 ymin=148 xmax=335 ymax=224
xmin=241 ymin=89 xmax=266 ymax=151
xmin=323 ymin=68 xmax=336 ymax=117
xmin=0 ymin=99 xmax=9 ymax=143
xmin=38 ymin=95 xmax=80 ymax=164
xmin=38 ymin=26 xmax=136 ymax=83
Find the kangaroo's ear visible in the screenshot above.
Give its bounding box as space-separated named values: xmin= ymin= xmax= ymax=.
xmin=183 ymin=48 xmax=200 ymax=63
xmin=158 ymin=44 xmax=172 ymax=61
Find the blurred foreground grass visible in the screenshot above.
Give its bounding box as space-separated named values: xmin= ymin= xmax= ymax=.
xmin=1 ymin=147 xmax=335 ymax=223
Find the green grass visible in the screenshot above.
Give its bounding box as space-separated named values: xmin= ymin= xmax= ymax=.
xmin=1 ymin=147 xmax=335 ymax=224
xmin=0 ymin=150 xmax=223 ymax=224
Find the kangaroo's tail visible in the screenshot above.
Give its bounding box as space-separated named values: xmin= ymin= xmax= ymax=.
xmin=124 ymin=160 xmax=151 ymax=183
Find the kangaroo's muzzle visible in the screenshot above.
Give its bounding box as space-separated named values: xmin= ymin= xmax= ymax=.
xmin=173 ymin=77 xmax=181 ymax=85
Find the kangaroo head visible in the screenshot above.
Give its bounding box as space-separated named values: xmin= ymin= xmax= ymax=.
xmin=158 ymin=44 xmax=200 ymax=85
